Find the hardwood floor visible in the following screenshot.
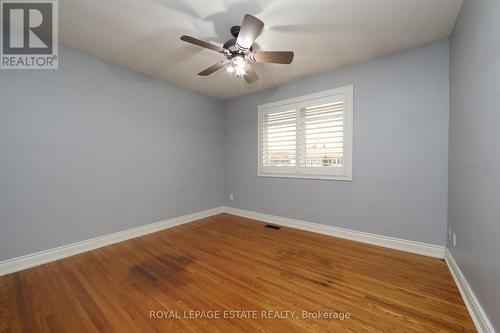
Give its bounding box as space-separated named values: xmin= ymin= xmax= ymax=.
xmin=0 ymin=213 xmax=476 ymax=332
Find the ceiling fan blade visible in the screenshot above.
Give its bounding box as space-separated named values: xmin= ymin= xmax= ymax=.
xmin=180 ymin=35 xmax=225 ymax=53
xmin=236 ymin=14 xmax=264 ymax=50
xmin=248 ymin=51 xmax=294 ymax=64
xmin=244 ymin=65 xmax=259 ymax=84
xmin=198 ymin=61 xmax=229 ymax=76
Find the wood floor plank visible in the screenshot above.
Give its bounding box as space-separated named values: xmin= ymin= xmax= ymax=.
xmin=0 ymin=213 xmax=476 ymax=332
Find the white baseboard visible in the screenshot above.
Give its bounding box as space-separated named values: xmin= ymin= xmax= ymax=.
xmin=223 ymin=206 xmax=446 ymax=259
xmin=0 ymin=205 xmax=448 ymax=275
xmin=445 ymin=249 xmax=496 ymax=333
xmin=0 ymin=207 xmax=225 ymax=277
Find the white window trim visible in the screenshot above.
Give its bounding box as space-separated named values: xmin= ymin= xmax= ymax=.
xmin=258 ymin=85 xmax=353 ymax=181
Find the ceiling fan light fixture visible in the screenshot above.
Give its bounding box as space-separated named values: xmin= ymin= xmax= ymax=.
xmin=227 ymin=55 xmax=246 ymax=76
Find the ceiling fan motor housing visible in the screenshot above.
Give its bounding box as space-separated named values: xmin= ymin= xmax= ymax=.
xmin=230 ymin=26 xmax=240 ymax=38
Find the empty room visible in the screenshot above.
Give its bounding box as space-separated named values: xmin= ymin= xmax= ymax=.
xmin=0 ymin=0 xmax=498 ymax=332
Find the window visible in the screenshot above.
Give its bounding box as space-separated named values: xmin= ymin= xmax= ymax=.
xmin=258 ymin=85 xmax=353 ymax=181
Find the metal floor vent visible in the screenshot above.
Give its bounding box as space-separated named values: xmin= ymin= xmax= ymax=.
xmin=264 ymin=224 xmax=281 ymax=230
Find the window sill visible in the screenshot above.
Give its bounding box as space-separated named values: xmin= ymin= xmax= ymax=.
xmin=258 ymin=172 xmax=352 ymax=182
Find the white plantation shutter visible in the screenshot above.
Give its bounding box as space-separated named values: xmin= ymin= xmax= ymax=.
xmin=259 ymin=85 xmax=353 ymax=180
xmin=300 ymin=101 xmax=345 ymax=168
xmin=261 ymin=110 xmax=297 ymax=167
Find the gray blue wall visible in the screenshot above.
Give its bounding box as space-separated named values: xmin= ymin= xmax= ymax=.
xmin=448 ymin=0 xmax=500 ymax=329
xmin=224 ymin=40 xmax=450 ymax=246
xmin=0 ymin=46 xmax=225 ymax=261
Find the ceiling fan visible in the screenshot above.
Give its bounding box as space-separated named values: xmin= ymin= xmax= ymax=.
xmin=180 ymin=14 xmax=294 ymax=84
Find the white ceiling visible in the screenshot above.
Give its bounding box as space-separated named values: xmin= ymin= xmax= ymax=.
xmin=60 ymin=0 xmax=463 ymax=100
